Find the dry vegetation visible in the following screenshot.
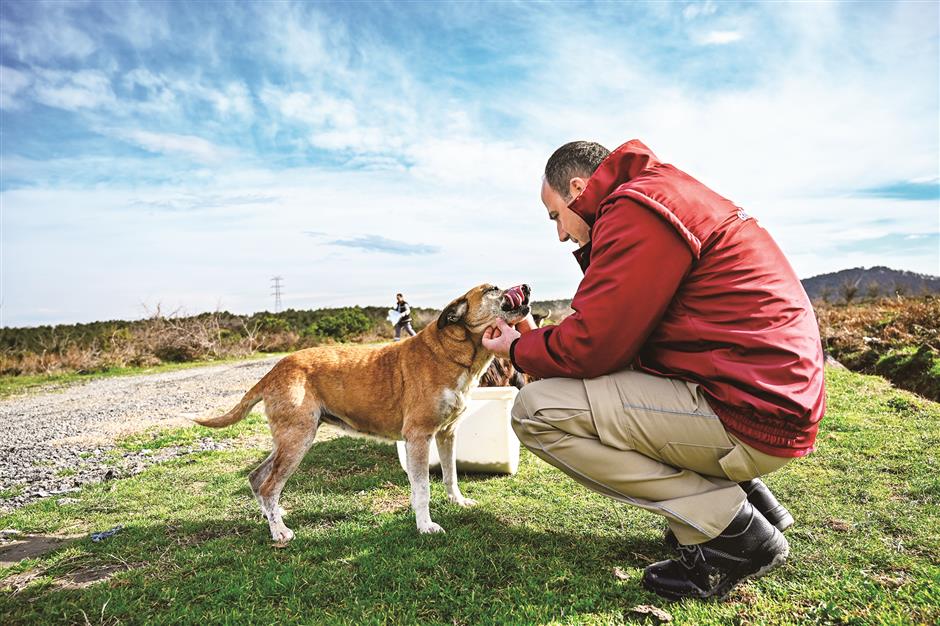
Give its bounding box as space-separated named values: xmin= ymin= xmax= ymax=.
xmin=815 ymin=295 xmax=940 ymax=401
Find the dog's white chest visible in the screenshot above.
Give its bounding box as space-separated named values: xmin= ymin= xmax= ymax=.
xmin=439 ymin=387 xmax=468 ymax=417
xmin=439 ymin=373 xmax=473 ymax=421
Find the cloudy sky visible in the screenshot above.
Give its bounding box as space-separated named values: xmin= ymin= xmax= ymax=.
xmin=2 ymin=1 xmax=938 ymax=327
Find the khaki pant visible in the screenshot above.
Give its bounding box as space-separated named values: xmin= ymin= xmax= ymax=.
xmin=511 ymin=370 xmax=791 ymax=545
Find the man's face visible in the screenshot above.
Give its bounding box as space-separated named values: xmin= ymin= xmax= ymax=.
xmin=541 ymin=178 xmax=591 ymax=246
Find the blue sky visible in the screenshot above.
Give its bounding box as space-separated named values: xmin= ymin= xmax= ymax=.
xmin=2 ymin=0 xmax=938 ymax=326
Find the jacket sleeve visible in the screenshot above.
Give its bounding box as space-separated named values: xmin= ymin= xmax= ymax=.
xmin=511 ymin=198 xmax=693 ymax=379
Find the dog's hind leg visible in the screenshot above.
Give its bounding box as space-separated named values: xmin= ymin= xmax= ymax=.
xmin=251 ymin=415 xmax=318 ymax=543
xmin=404 ymin=434 xmax=444 ymax=534
xmin=435 ymin=428 xmax=476 ymax=507
xmin=248 ymin=450 xmax=283 ymax=518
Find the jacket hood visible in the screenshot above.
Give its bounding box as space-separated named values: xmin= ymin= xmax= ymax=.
xmin=568 ymin=139 xmax=660 ymax=227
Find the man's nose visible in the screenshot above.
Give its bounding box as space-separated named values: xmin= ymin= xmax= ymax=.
xmin=556 ymin=220 xmax=568 ymax=242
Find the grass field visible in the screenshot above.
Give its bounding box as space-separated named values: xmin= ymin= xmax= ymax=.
xmin=1 ymin=367 xmax=938 ymax=625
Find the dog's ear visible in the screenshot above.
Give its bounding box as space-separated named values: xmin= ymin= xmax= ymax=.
xmin=437 ymin=298 xmax=468 ymax=329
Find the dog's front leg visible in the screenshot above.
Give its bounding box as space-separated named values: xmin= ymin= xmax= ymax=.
xmin=404 ymin=434 xmax=444 ymax=534
xmin=435 ymin=428 xmax=476 ymax=507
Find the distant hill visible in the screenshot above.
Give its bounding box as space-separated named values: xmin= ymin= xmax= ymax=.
xmin=801 ymin=266 xmax=940 ymax=301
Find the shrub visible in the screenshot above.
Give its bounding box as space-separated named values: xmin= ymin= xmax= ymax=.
xmin=258 ymin=316 xmax=290 ymax=333
xmin=304 ymin=307 xmax=372 ymax=341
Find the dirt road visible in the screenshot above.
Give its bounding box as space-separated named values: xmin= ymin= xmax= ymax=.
xmin=0 ymin=357 xmax=282 ymax=513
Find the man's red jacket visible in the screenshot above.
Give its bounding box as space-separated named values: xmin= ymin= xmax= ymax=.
xmin=511 ymin=140 xmax=826 ymax=458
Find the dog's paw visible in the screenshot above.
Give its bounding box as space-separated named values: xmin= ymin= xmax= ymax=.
xmin=417 ymin=522 xmax=445 ymax=534
xmin=270 ymin=525 xmax=295 ymax=544
xmin=449 ymin=495 xmax=478 ymax=507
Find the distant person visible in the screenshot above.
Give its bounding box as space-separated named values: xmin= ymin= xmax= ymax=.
xmin=393 ymin=293 xmax=416 ymax=341
xmin=483 ymin=139 xmax=826 ymax=600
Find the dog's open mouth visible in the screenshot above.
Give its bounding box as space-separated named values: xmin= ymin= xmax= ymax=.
xmin=501 ymin=284 xmax=531 ymax=318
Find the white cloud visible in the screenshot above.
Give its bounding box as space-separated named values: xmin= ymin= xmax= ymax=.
xmin=0 ymin=65 xmax=31 ymax=110
xmin=112 ymin=1 xmax=171 ymax=49
xmin=31 ymin=69 xmax=115 ymax=110
xmin=262 ymin=89 xmax=359 ymax=133
xmin=406 ymin=137 xmax=544 ymax=190
xmin=696 ymin=30 xmax=744 ymax=45
xmin=121 ymin=69 xmax=253 ymax=120
xmin=256 ymin=2 xmax=351 ymax=78
xmin=115 ymin=130 xmax=235 ymax=163
xmin=683 ymin=2 xmax=718 ymax=21
xmin=0 ymin=1 xmax=171 ymax=66
xmin=0 ymin=12 xmax=95 ymax=62
xmin=207 ymin=82 xmax=253 ymax=118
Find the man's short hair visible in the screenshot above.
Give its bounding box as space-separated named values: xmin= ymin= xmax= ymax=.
xmin=396 ymin=293 xmax=403 ymax=298
xmin=544 ymin=141 xmax=611 ymax=200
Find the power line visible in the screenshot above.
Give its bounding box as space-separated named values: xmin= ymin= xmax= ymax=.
xmin=270 ymin=276 xmax=284 ymax=313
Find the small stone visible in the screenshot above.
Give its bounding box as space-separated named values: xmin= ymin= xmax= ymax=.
xmin=827 ymin=518 xmax=853 ymax=532
xmin=628 ymin=605 xmax=673 ymax=623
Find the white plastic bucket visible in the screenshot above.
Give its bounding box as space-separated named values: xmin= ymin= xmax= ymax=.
xmin=396 ymin=386 xmax=520 ymax=475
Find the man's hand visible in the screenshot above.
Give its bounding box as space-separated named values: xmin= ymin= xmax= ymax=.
xmin=482 ymin=318 xmax=521 ymax=358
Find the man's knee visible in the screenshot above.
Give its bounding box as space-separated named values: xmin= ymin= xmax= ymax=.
xmin=511 ymin=382 xmax=547 ymax=445
xmin=511 ymin=385 xmax=532 ymax=426
xmin=511 ymin=379 xmax=595 ymax=445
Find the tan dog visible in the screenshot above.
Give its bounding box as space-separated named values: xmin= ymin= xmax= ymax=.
xmin=194 ymin=283 xmax=531 ymax=541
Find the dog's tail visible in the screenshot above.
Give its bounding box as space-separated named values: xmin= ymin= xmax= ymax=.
xmin=192 ymin=377 xmax=267 ymax=428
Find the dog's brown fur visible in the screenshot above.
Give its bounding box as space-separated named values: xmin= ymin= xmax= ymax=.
xmin=194 ymin=283 xmax=529 ymax=541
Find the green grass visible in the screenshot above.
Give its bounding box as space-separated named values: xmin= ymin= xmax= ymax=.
xmin=873 ymin=345 xmax=940 ymax=401
xmin=0 ymin=485 xmax=24 ymax=500
xmin=0 ymin=352 xmax=286 ymax=399
xmin=117 ymin=412 xmax=267 ymax=453
xmin=2 ymin=368 xmax=939 ymax=625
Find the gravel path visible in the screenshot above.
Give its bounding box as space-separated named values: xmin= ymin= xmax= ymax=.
xmin=0 ymin=357 xmax=282 ymax=513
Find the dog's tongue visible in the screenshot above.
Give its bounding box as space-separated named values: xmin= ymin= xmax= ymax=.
xmin=504 ymin=285 xmax=525 ymax=309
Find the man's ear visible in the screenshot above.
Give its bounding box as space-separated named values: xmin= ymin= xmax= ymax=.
xmin=437 ymin=298 xmax=469 ymax=329
xmin=568 ymin=177 xmax=587 ymax=201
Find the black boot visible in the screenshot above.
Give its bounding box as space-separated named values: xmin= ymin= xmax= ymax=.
xmin=643 ymin=501 xmax=790 ymax=601
xmin=740 ymin=479 xmax=794 ymax=531
xmin=664 ymin=478 xmax=792 ymax=549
